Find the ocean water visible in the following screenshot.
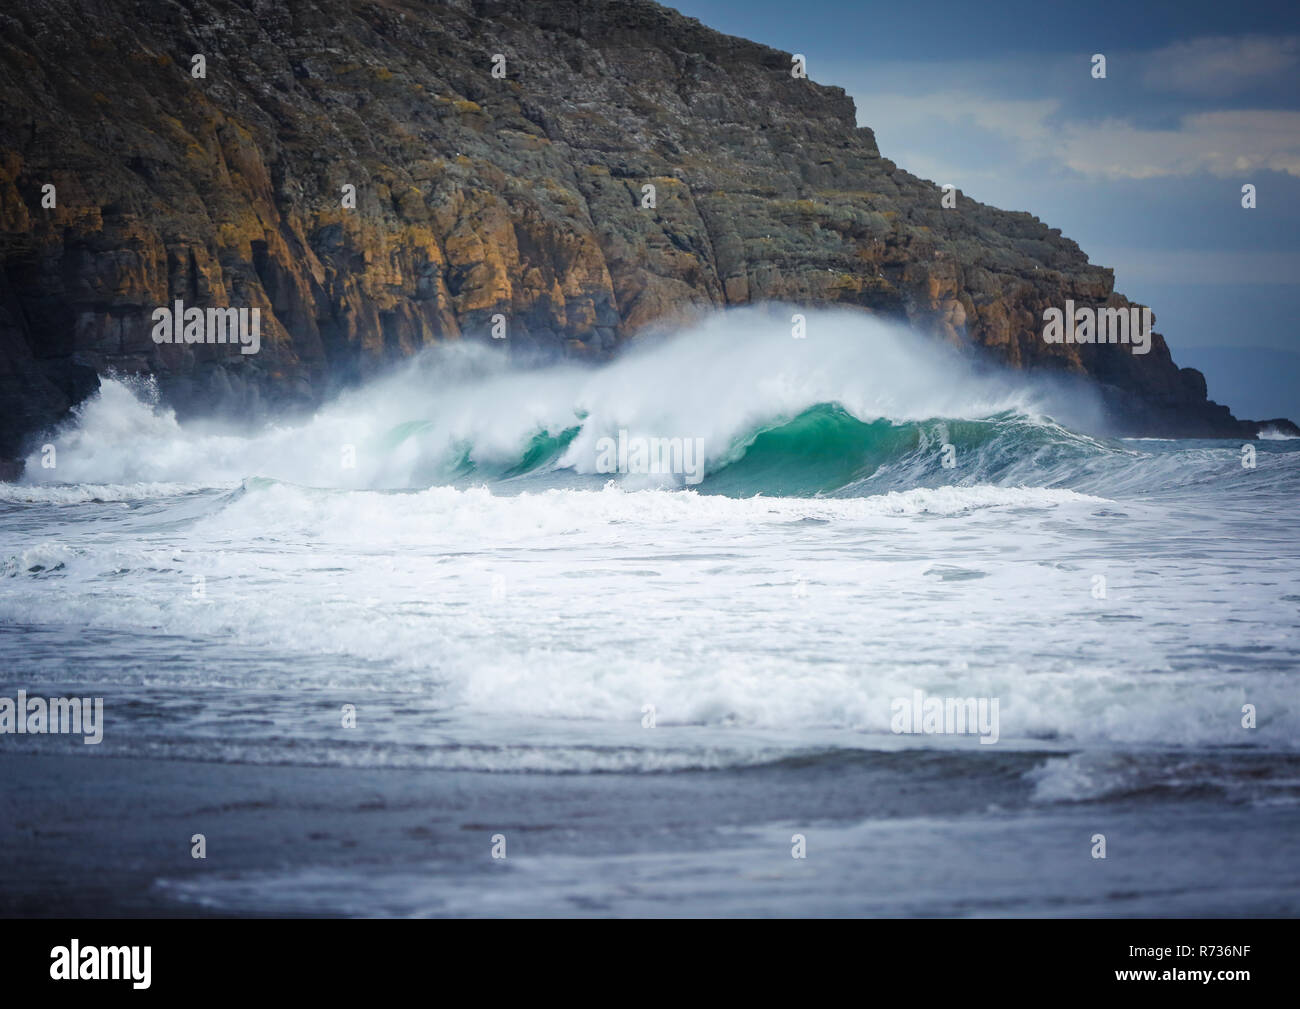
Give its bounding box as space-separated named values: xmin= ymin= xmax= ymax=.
xmin=3 ymin=308 xmax=1299 ymax=916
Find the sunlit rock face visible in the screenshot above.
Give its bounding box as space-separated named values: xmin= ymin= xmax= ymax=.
xmin=0 ymin=0 xmax=1280 ymax=461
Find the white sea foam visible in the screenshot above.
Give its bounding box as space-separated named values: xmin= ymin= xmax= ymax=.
xmin=0 ymin=482 xmax=219 ymax=504
xmin=2 ymin=472 xmax=1297 ymax=760
xmin=17 ymin=306 xmax=1099 ymax=490
xmin=2 ymin=308 xmax=1298 ymax=773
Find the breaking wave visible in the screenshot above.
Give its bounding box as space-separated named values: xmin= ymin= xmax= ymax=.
xmin=16 ymin=306 xmax=1134 ymax=497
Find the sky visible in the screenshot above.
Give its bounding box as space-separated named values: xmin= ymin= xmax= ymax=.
xmin=669 ymin=0 xmax=1300 ymax=421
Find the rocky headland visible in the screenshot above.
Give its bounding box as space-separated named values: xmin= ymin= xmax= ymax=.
xmin=1 ymin=0 xmax=1293 ymax=476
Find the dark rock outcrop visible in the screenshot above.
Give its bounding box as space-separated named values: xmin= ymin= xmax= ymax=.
xmin=0 ymin=0 xmax=1286 ymax=468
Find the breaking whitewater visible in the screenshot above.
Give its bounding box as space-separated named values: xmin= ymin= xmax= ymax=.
xmin=2 ymin=307 xmax=1298 ymax=916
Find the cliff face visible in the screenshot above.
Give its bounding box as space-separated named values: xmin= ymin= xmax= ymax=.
xmin=0 ymin=0 xmax=1282 ymax=466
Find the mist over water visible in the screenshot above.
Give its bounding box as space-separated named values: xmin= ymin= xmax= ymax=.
xmin=4 ymin=306 xmax=1299 ymax=915
xmin=18 ymin=306 xmax=1110 ymax=493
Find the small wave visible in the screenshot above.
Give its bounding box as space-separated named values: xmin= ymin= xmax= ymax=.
xmin=1026 ymin=751 xmax=1300 ymax=806
xmin=213 ymin=480 xmax=1107 ymax=545
xmin=0 ymin=482 xmax=222 ymax=504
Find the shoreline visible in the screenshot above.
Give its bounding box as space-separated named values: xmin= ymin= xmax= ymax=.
xmin=4 ymin=751 xmax=1298 ymax=918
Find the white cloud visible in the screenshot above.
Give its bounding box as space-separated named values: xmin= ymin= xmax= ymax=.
xmin=860 ymin=91 xmax=1056 ymax=142
xmin=1059 ymin=111 xmax=1300 ymax=179
xmin=855 ymin=92 xmax=1300 ymax=180
xmin=1142 ymin=36 xmax=1300 ymax=96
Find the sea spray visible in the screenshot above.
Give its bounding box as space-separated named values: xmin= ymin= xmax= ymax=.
xmin=23 ymin=305 xmax=1105 ymax=493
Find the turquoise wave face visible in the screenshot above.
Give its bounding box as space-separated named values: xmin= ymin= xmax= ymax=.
xmin=381 ymin=421 xmax=584 ymax=485
xmin=698 ymin=404 xmax=921 ymax=497
xmin=698 ymin=405 xmax=1123 ymax=497
xmin=341 ymin=401 xmax=1300 ymax=501
xmin=372 ymin=403 xmax=1123 ymax=498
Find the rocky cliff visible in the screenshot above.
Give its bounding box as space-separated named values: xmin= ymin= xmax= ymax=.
xmin=0 ymin=0 xmax=1289 ymax=471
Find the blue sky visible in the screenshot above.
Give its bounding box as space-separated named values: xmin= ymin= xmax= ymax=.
xmin=670 ymin=0 xmax=1300 ymax=420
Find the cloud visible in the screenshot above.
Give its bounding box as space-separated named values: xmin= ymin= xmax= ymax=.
xmin=1059 ymin=111 xmax=1300 ymax=179
xmin=1141 ymin=36 xmax=1300 ymax=96
xmin=856 ymin=92 xmax=1300 ymax=180
xmin=859 ymin=92 xmax=1059 ymax=147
